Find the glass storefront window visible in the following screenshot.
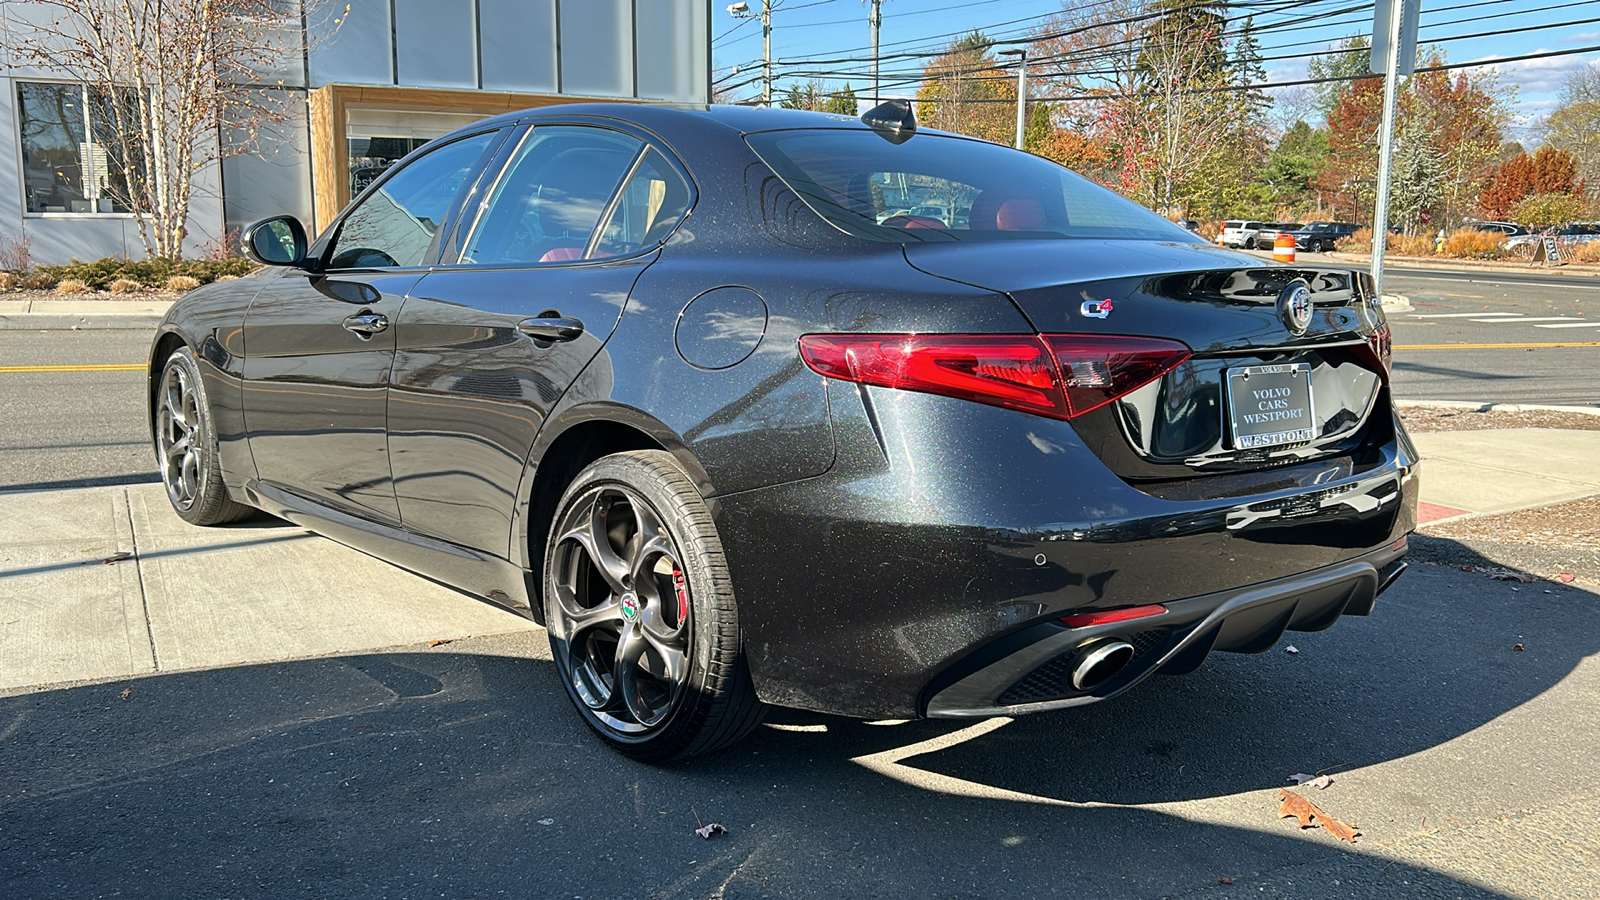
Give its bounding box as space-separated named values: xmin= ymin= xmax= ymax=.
xmin=348 ymin=136 xmax=431 ymax=197
xmin=17 ymin=81 xmax=144 ymax=215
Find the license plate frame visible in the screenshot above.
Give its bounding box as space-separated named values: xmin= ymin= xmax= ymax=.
xmin=1226 ymin=363 xmax=1315 ymax=450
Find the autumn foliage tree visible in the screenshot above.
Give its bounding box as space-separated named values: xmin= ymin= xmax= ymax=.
xmin=916 ymin=31 xmax=1017 ymax=147
xmin=1479 ymin=147 xmax=1583 ymax=220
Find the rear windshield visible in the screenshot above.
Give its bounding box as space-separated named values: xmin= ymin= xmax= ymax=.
xmin=744 ymin=128 xmax=1200 ymax=244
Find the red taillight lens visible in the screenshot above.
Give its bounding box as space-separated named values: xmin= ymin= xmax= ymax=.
xmin=1060 ymin=604 xmax=1168 ymax=628
xmin=799 ymin=333 xmax=1191 ymax=420
xmin=1364 ymin=323 xmax=1392 ymax=377
xmin=1042 ymin=335 xmax=1192 ymax=418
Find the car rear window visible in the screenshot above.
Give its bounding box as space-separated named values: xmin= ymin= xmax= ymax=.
xmin=744 ymin=128 xmax=1199 ymax=244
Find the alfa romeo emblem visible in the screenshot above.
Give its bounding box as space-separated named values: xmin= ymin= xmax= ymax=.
xmin=620 ymin=592 xmax=639 ymax=620
xmin=1277 ymin=282 xmax=1314 ymax=335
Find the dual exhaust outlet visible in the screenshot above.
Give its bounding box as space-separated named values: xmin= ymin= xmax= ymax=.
xmin=1070 ymin=639 xmax=1135 ymax=692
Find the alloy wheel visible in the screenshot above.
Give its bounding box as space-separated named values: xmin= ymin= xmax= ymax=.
xmin=547 ymin=485 xmax=693 ymax=734
xmin=156 ymin=361 xmax=203 ymax=510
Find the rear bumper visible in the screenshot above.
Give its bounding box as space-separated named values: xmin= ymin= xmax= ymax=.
xmin=711 ymin=383 xmax=1420 ymax=719
xmin=923 ymin=541 xmax=1408 ymax=717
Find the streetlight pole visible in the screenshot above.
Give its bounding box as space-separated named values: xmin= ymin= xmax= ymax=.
xmin=999 ymin=48 xmax=1027 ymax=150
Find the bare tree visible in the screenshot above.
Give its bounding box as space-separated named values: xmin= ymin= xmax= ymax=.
xmin=10 ymin=1 xmax=333 ymax=260
xmin=1546 ymin=61 xmax=1600 ymax=195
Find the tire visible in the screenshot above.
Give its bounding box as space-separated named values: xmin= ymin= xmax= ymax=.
xmin=1245 ymin=237 xmax=1257 ymax=250
xmin=543 ymin=450 xmax=763 ymax=762
xmin=153 ymin=347 xmax=255 ymax=526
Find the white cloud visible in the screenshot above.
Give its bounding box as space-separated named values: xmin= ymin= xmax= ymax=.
xmin=1469 ymin=51 xmax=1600 ymax=96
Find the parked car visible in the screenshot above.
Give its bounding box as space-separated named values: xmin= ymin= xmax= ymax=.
xmin=1219 ymin=219 xmax=1267 ymax=248
xmin=1462 ymin=220 xmax=1530 ymax=239
xmin=1289 ymin=221 xmax=1362 ymax=252
xmin=150 ymin=102 xmax=1415 ymax=761
xmin=1257 ymin=222 xmax=1304 ymax=247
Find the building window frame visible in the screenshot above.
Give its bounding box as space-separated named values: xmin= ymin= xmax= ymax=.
xmin=14 ymin=78 xmax=144 ymax=219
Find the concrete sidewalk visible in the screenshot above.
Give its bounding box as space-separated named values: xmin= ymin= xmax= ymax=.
xmin=4 ymin=428 xmax=1600 ymax=695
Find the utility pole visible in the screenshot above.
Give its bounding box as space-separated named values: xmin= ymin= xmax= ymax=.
xmin=727 ymin=2 xmax=773 ymax=107
xmin=1368 ymin=0 xmax=1419 ymax=302
xmin=869 ymin=0 xmax=882 ymax=108
xmin=762 ymin=0 xmax=772 ymax=107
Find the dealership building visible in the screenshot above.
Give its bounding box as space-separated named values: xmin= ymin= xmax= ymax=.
xmin=0 ymin=1 xmax=710 ymax=264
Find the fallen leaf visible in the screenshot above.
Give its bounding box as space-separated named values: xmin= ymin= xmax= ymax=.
xmin=537 ymin=818 xmax=554 ymax=826
xmin=1218 ymin=876 xmax=1235 ymax=885
xmin=1277 ymin=789 xmax=1360 ymax=843
xmin=425 ymin=638 xmax=454 ymax=648
xmin=1557 ymin=572 xmax=1576 ymax=583
xmin=1306 ymin=775 xmax=1333 ymax=790
xmin=101 ymin=551 xmax=133 ymax=565
xmin=1512 ymin=643 xmax=1525 ymax=652
xmin=1284 ymin=645 xmax=1299 ymax=654
xmin=1288 ymin=773 xmax=1316 ymax=784
xmin=119 ymin=686 xmax=132 ymax=701
xmin=695 ymin=823 xmax=729 ymax=839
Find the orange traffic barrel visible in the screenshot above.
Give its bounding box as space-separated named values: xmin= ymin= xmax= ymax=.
xmin=1272 ymin=233 xmax=1296 ymax=263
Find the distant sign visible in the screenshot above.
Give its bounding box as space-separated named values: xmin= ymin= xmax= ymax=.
xmin=1532 ymin=235 xmax=1563 ymax=266
xmin=1370 ymin=0 xmax=1420 ymax=76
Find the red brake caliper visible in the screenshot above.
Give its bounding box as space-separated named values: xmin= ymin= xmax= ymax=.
xmin=673 ymin=566 xmax=689 ymax=625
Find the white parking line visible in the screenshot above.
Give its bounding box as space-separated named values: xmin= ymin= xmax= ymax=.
xmin=1410 ymin=312 xmax=1523 ymax=318
xmin=1469 ymin=316 xmax=1580 ymax=323
xmin=1533 ymin=321 xmax=1600 ymax=328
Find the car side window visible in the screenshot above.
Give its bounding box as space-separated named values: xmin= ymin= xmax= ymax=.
xmin=592 ymin=148 xmax=691 ymax=258
xmin=325 ymin=131 xmax=497 ymax=270
xmin=459 ymin=126 xmax=643 ymax=265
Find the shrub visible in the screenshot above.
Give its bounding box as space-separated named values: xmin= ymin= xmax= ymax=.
xmin=55 ymin=279 xmax=92 ymax=294
xmin=165 ymin=275 xmax=202 ymax=292
xmin=108 ymin=278 xmax=143 ymax=294
xmin=1337 ymin=228 xmax=1373 ymax=253
xmin=1442 ymin=228 xmax=1507 ymax=259
xmin=19 ymin=272 xmax=56 ymax=291
xmin=0 ymin=232 xmax=31 ymax=272
xmin=0 ymin=272 xmax=17 ymax=292
xmin=1571 ymin=241 xmax=1600 ymax=264
xmin=1390 ymin=232 xmax=1436 ymax=257
xmin=35 ymin=256 xmax=258 ymax=290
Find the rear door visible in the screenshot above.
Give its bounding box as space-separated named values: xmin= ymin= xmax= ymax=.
xmin=242 ymin=129 xmax=503 ymax=524
xmin=386 ymin=123 xmax=693 ymax=556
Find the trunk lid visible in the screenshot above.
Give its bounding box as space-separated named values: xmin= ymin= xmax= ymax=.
xmin=904 ymin=240 xmax=1393 ymax=487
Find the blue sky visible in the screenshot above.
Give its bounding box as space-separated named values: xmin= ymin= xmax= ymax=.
xmin=711 ymin=0 xmax=1599 ymax=142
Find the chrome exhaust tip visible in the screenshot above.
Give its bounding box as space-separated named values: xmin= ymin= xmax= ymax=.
xmin=1071 ymin=640 xmax=1135 ymax=691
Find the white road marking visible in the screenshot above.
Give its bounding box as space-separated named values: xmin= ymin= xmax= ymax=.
xmin=1469 ymin=316 xmax=1580 ymax=323
xmin=1533 ymin=321 xmax=1600 ymax=328
xmin=1410 ymin=312 xmax=1523 ymax=318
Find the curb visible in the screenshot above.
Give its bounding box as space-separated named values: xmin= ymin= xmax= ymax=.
xmin=0 ymin=298 xmax=176 ymax=316
xmin=1396 ymin=399 xmax=1600 ymax=415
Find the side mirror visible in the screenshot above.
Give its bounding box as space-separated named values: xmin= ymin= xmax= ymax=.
xmin=242 ymin=215 xmax=309 ymax=267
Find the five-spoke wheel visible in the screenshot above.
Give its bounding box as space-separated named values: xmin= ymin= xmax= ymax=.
xmin=544 ymin=451 xmax=761 ymax=761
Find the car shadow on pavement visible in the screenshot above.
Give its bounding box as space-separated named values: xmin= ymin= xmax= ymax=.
xmin=2 ymin=551 xmax=1594 ymax=898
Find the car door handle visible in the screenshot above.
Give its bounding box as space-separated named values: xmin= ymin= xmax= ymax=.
xmin=517 ymin=316 xmax=585 ymax=342
xmin=342 ymin=312 xmax=389 ymax=336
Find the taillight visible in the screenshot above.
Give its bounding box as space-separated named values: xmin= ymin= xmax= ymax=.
xmin=798 ymin=333 xmax=1191 ymax=420
xmin=1364 ymin=323 xmax=1392 ymax=376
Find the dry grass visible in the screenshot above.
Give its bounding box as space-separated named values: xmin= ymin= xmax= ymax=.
xmin=107 ymin=278 xmax=143 ymax=294
xmin=1570 ymin=241 xmax=1600 ymax=264
xmin=216 ymin=274 xmax=241 ymax=282
xmin=18 ymin=272 xmax=56 ymax=291
xmin=54 ymin=279 xmax=92 ymax=294
xmin=0 ymin=272 xmax=17 ymax=292
xmin=164 ymin=275 xmax=202 ymax=292
xmin=1441 ymin=228 xmax=1508 ymax=259
xmin=1337 ymin=227 xmax=1373 ymax=253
